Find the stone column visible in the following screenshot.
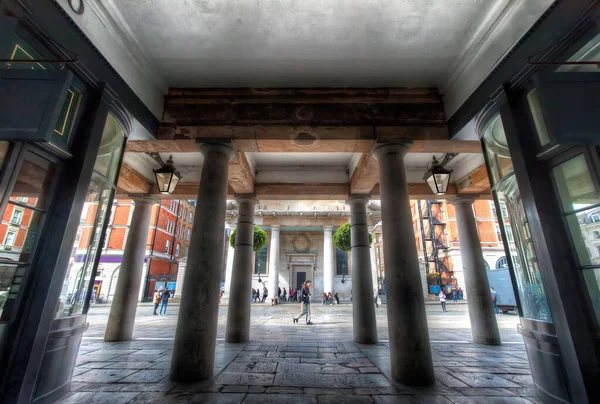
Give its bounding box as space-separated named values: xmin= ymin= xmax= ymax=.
xmin=323 ymin=225 xmax=334 ymax=295
xmin=450 ymin=197 xmax=501 ymax=345
xmin=369 ymin=226 xmax=378 ymax=298
xmin=170 ymin=143 xmax=235 ymax=382
xmin=372 ymin=143 xmax=434 ymax=385
xmin=104 ymin=197 xmax=154 ymax=341
xmin=348 ymin=196 xmax=378 ymax=344
xmin=226 ymin=196 xmax=258 ymax=343
xmin=267 ymin=224 xmax=280 ymax=299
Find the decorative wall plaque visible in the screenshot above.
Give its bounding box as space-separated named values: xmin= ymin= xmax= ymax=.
xmin=292 ymin=234 xmax=311 ymax=253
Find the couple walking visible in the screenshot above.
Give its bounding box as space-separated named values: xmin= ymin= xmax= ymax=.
xmin=292 ymin=280 xmax=313 ymax=325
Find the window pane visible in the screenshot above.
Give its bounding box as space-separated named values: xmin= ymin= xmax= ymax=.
xmin=94 ymin=115 xmax=124 ymax=183
xmin=496 ymin=175 xmax=552 ymax=322
xmin=0 ymin=205 xmax=42 ymax=263
xmin=335 ymin=247 xmax=349 ymax=276
xmin=527 ymin=89 xmax=550 ymax=147
xmin=552 ymin=154 xmax=599 ymax=213
xmin=565 ymin=208 xmax=600 ymax=266
xmin=9 ymin=154 xmax=56 ymax=209
xmin=583 ymin=268 xmax=600 ymax=328
xmin=482 ymin=115 xmax=513 ymax=186
xmin=56 ymin=174 xmax=112 ymax=318
xmin=254 ymin=245 xmax=267 ymax=274
xmin=557 ymin=33 xmax=600 ymax=73
xmin=0 ymin=263 xmax=28 ymax=321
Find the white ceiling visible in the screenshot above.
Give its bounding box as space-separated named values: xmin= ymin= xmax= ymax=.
xmin=113 ymin=0 xmax=490 ymax=87
xmin=61 ymin=0 xmax=555 ymax=120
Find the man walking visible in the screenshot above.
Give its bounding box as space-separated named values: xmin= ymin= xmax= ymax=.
xmin=491 ymin=287 xmax=499 ymax=315
xmin=159 ymin=289 xmax=171 ymax=315
xmin=262 ymin=286 xmax=268 ymax=303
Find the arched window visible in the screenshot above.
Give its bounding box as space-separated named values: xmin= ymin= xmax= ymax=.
xmin=496 ymin=256 xmax=508 ymax=269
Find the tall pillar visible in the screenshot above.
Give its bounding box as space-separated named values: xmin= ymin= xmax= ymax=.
xmin=323 ymin=225 xmax=334 ymax=295
xmin=369 ymin=226 xmax=378 ymax=298
xmin=170 ymin=143 xmax=235 ymax=382
xmin=372 ymin=143 xmax=434 ymax=385
xmin=348 ymin=196 xmax=378 ymax=344
xmin=267 ymin=224 xmax=280 ymax=299
xmin=104 ymin=197 xmax=154 ymax=341
xmin=450 ymin=197 xmax=501 ymax=345
xmin=226 ymin=196 xmax=258 ymax=342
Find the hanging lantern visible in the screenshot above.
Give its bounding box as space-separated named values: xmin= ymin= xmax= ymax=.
xmin=424 ymin=156 xmax=452 ymax=195
xmin=154 ymin=155 xmax=181 ymax=194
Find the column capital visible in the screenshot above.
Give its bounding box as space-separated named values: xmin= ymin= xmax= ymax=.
xmin=322 ymin=225 xmax=334 ymax=231
xmin=129 ymin=195 xmax=157 ymax=205
xmin=270 ymin=224 xmax=281 ymax=231
xmin=234 ymin=194 xmax=259 ymax=205
xmin=197 ymin=140 xmax=236 ymax=160
xmin=448 ymin=196 xmax=477 ymax=206
xmin=347 ymin=195 xmax=370 ymax=205
xmin=371 ymin=142 xmax=411 ymax=160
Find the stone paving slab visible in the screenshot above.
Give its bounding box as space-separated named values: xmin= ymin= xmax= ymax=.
xmin=60 ymin=304 xmax=540 ymax=404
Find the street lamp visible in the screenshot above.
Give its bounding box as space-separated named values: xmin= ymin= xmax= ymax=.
xmin=154 ymin=155 xmax=181 ymax=195
xmin=424 ymin=156 xmax=452 ymax=195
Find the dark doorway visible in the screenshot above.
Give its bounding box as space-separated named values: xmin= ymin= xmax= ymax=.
xmin=296 ymin=271 xmax=306 ymax=290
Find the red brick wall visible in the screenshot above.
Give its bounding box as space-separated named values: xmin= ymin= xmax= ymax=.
xmin=108 ymin=228 xmax=126 ymax=249
xmin=112 ymin=204 xmax=131 ymax=225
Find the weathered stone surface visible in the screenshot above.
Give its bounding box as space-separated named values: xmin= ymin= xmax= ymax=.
xmin=60 ymin=392 xmax=140 ymax=404
xmin=214 ymin=372 xmax=275 ymax=386
xmin=450 ymin=373 xmax=520 ymax=388
xmin=117 ymin=370 xmax=169 ymax=383
xmin=72 ymin=369 xmax=138 ymax=384
xmin=264 ymin=386 xmax=304 ymax=394
xmin=188 ymin=393 xmax=245 ymax=404
xmin=243 ymin=394 xmax=318 ymax=404
xmin=273 ymin=373 xmax=391 ymax=388
xmin=372 ymin=395 xmax=425 ymax=404
xmin=318 ymin=395 xmax=374 ymax=404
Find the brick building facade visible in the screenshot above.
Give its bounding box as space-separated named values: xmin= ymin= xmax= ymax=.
xmin=67 ymin=199 xmax=196 ymax=303
xmin=373 ymin=199 xmax=507 ymax=300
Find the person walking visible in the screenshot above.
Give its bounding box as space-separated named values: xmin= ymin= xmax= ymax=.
xmin=293 ymin=280 xmax=313 ymax=325
xmin=491 ymin=287 xmax=499 ymax=315
xmin=452 ymin=288 xmax=458 ymax=303
xmin=289 ymin=288 xmax=295 ymax=303
xmin=277 ymin=286 xmax=282 ymax=299
xmin=334 ymin=292 xmax=340 ymax=305
xmin=262 ymin=286 xmax=268 ymax=303
xmin=153 ymin=290 xmax=161 ymax=315
xmin=159 ymin=289 xmax=171 ymax=315
xmin=439 ymin=288 xmax=447 ymax=312
xmin=282 ymin=287 xmax=287 ymax=302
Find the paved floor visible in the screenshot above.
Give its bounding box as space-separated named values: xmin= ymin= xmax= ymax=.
xmin=64 ymin=302 xmax=539 ymax=403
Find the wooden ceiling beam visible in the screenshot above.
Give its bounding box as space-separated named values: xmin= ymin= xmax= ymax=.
xmin=116 ymin=164 xmax=151 ymax=195
xmin=456 ymin=164 xmax=491 ymax=194
xmin=350 ymin=153 xmax=379 ymax=194
xmin=140 ymin=182 xmax=492 ymax=200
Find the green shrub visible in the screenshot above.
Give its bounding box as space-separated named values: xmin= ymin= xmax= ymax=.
xmin=229 ymin=226 xmax=268 ymax=252
xmin=333 ymin=223 xmax=373 ymax=252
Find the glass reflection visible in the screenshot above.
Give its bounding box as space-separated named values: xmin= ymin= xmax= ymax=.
xmin=56 ymin=174 xmax=112 ymax=317
xmin=496 ymin=175 xmax=552 ymax=322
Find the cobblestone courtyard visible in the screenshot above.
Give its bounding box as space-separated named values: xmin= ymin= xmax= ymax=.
xmin=64 ymin=302 xmax=538 ymax=403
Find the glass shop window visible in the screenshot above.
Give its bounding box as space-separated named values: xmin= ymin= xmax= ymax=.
xmin=254 ymin=245 xmax=267 ymax=274
xmin=557 ymin=33 xmax=600 ymax=73
xmin=551 ymin=153 xmax=600 ymax=326
xmin=482 ymin=115 xmax=513 ymax=186
xmin=56 ymin=114 xmax=125 ymax=318
xmin=495 ymin=175 xmax=552 ymax=322
xmin=0 ymin=151 xmax=57 ymax=321
xmin=482 ymin=114 xmax=552 ymax=323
